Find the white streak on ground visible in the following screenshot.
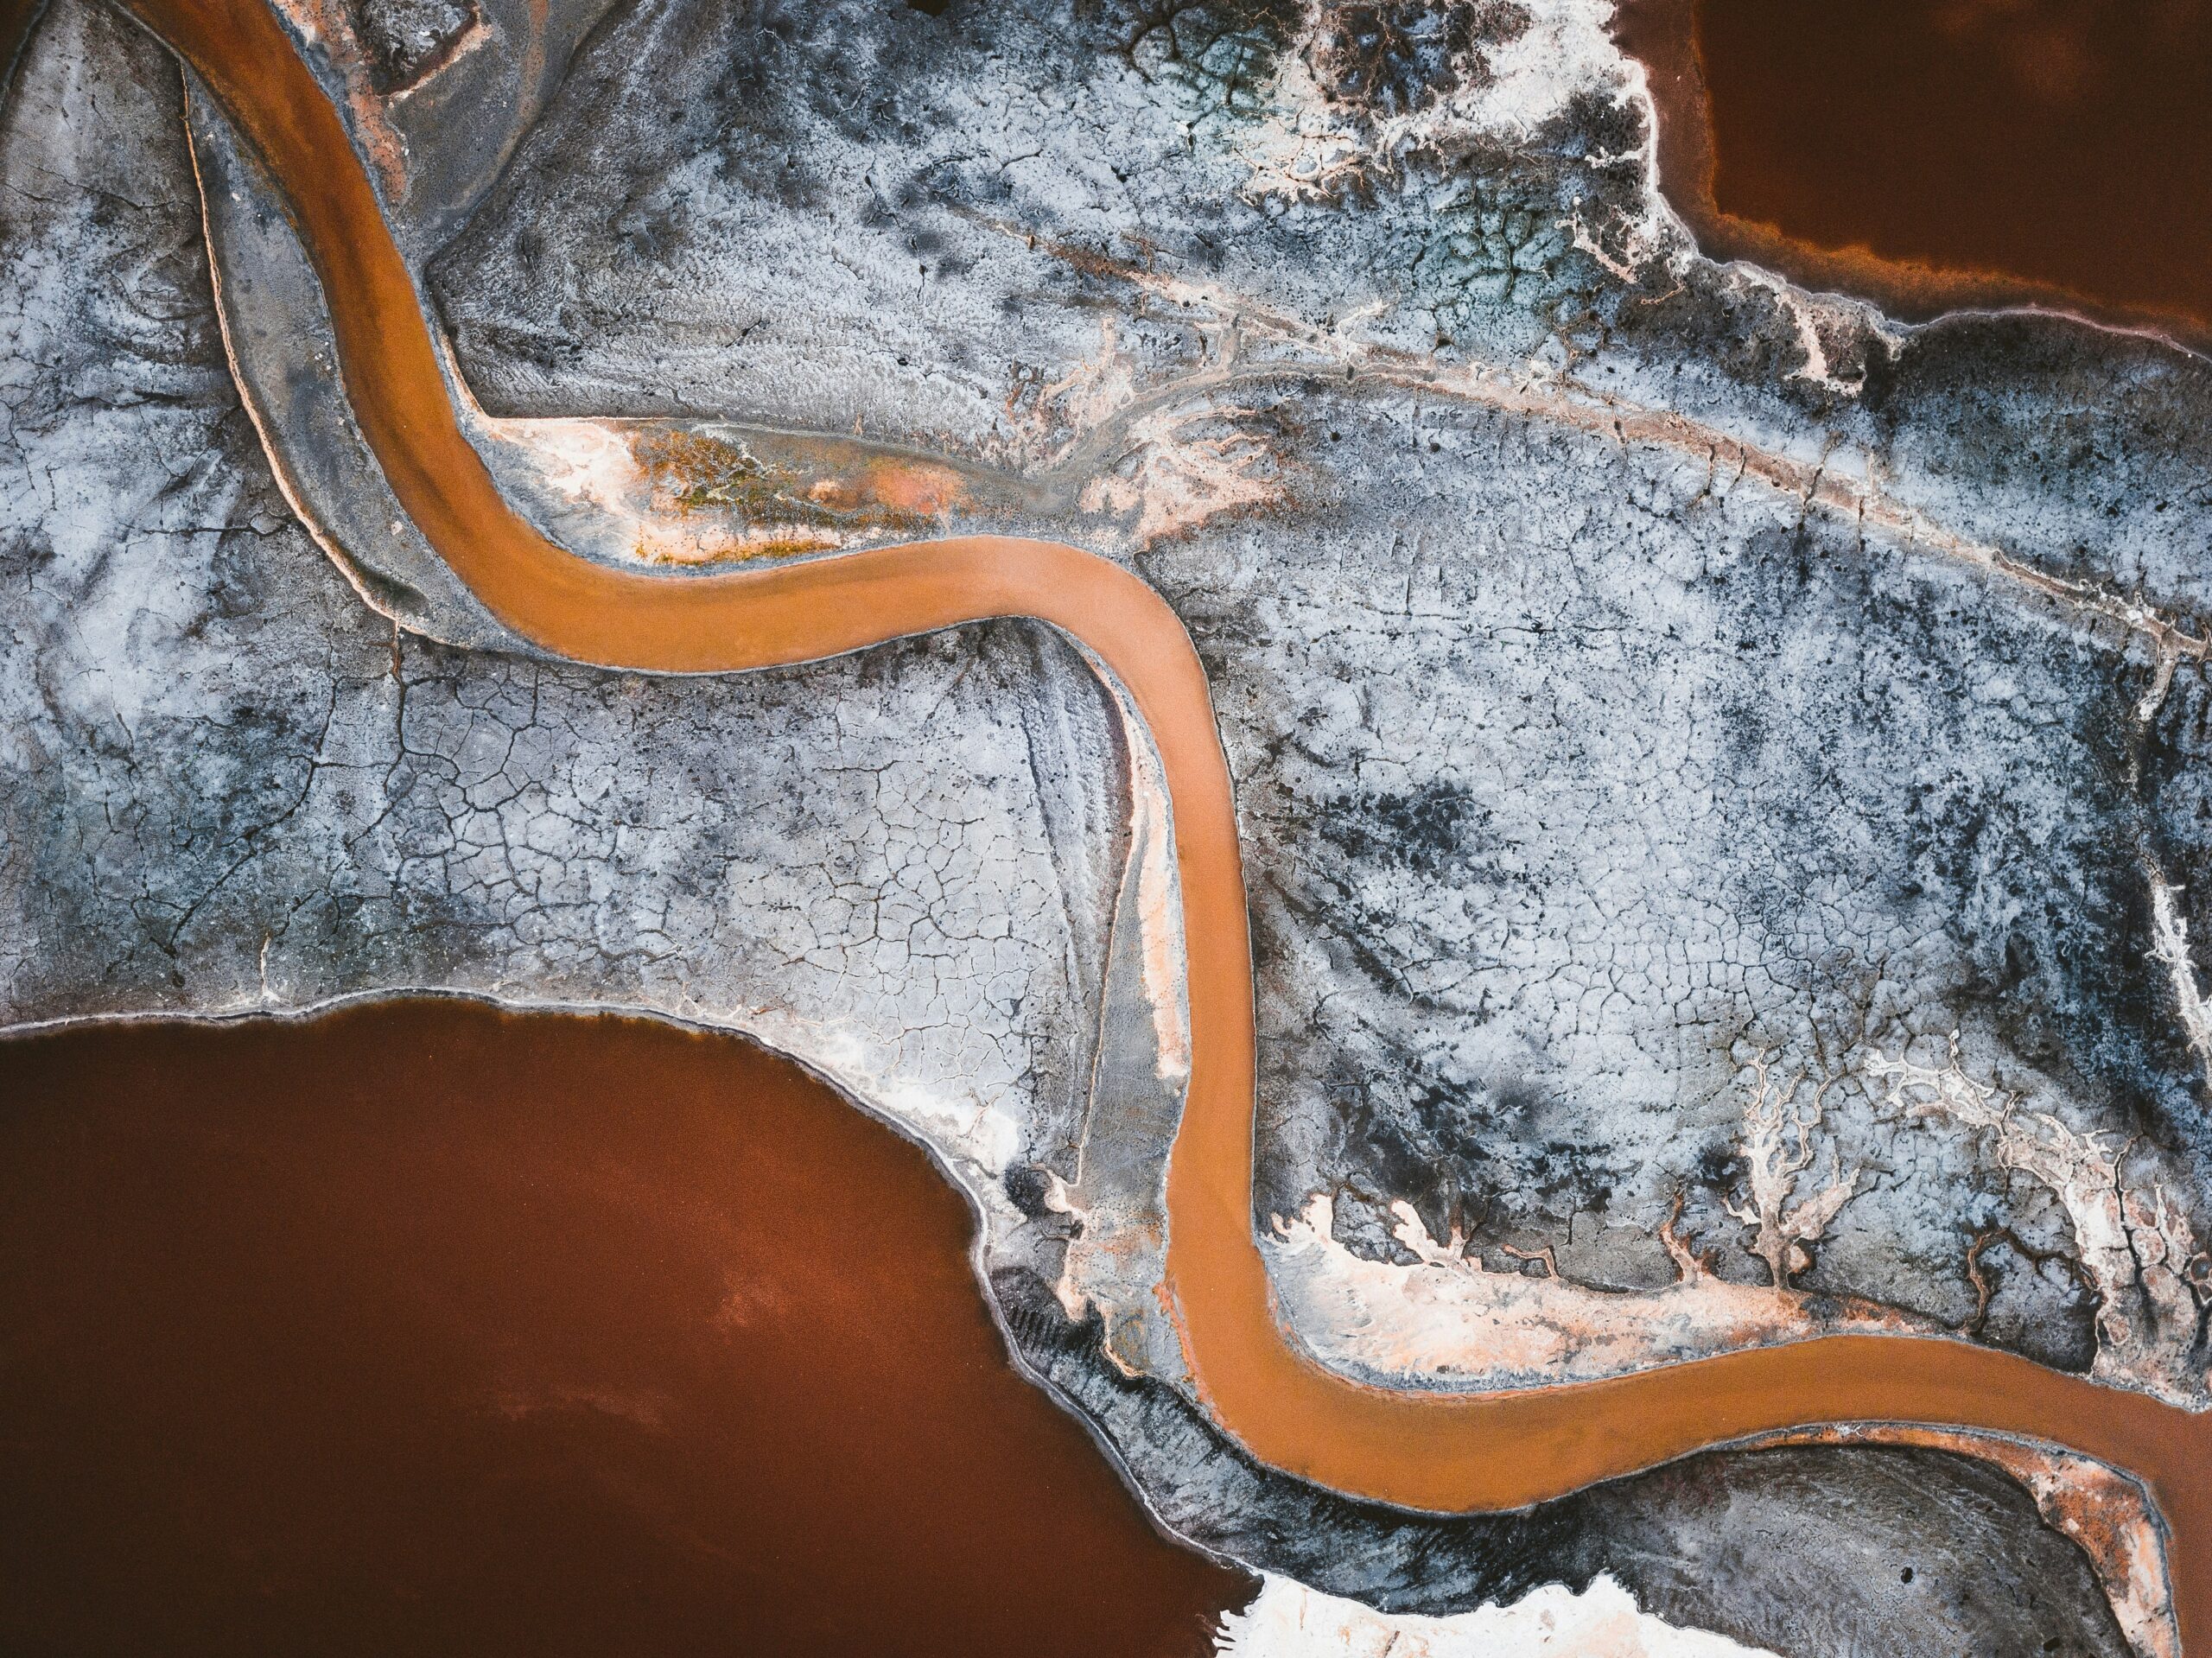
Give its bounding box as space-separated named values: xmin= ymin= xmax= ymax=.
xmin=1214 ymin=1574 xmax=1778 ymax=1657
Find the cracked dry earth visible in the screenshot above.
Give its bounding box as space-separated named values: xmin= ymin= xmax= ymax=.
xmin=8 ymin=0 xmax=2212 ymax=1652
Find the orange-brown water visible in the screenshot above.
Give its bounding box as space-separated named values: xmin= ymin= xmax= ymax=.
xmin=1616 ymin=0 xmax=2212 ymax=338
xmin=0 ymin=1001 xmax=1250 ymax=1655
xmin=88 ymin=0 xmax=2212 ymax=1646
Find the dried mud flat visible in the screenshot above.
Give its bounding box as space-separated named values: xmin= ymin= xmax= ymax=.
xmin=6 ymin=0 xmax=2212 ymax=1654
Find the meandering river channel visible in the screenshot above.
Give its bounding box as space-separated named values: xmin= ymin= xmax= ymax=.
xmin=103 ymin=0 xmax=2212 ymax=1644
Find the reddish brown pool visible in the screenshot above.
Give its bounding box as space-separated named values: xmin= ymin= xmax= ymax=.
xmin=1616 ymin=0 xmax=2212 ymax=337
xmin=0 ymin=1000 xmax=1249 ymax=1656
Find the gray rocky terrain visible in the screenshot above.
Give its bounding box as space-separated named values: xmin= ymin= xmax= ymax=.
xmin=8 ymin=0 xmax=2212 ymax=1650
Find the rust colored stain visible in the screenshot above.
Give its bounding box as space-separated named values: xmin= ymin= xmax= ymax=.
xmin=0 ymin=1001 xmax=1250 ymax=1654
xmin=111 ymin=0 xmax=2212 ymax=1645
xmin=625 ymin=429 xmax=964 ymax=561
xmin=844 ymin=455 xmax=969 ymax=518
xmin=1615 ymin=0 xmax=2212 ymax=340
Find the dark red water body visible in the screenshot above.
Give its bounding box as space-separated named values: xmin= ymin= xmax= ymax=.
xmin=0 ymin=0 xmax=42 ymax=98
xmin=1615 ymin=0 xmax=2212 ymax=338
xmin=0 ymin=1000 xmax=1249 ymax=1657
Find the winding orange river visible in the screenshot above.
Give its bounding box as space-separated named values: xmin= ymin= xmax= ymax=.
xmin=117 ymin=0 xmax=2212 ymax=1642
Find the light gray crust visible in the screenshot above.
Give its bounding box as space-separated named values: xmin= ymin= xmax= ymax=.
xmin=1150 ymin=389 xmax=2185 ymax=1355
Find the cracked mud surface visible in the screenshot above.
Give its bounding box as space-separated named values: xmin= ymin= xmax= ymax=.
xmin=7 ymin=0 xmax=2212 ymax=1652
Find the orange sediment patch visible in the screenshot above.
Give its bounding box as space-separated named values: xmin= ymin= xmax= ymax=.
xmin=843 ymin=454 xmax=969 ymax=518
xmin=1264 ymin=1193 xmax=1935 ymax=1391
xmin=630 ymin=428 xmax=963 ymax=543
xmin=130 ymin=0 xmax=2212 ymax=1644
